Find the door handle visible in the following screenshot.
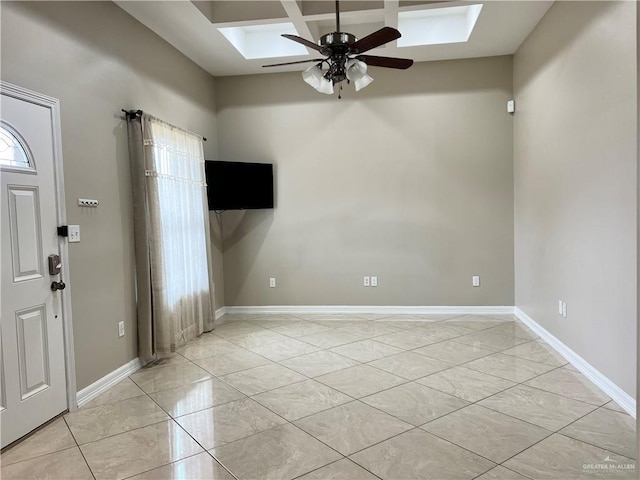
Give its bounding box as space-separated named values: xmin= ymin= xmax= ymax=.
xmin=51 ymin=281 xmax=66 ymax=291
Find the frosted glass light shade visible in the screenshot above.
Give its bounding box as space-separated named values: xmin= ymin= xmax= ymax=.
xmin=346 ymin=59 xmax=373 ymax=91
xmin=302 ymin=64 xmax=334 ymax=94
xmin=317 ymin=77 xmax=334 ymax=95
xmin=302 ymin=64 xmax=323 ymax=89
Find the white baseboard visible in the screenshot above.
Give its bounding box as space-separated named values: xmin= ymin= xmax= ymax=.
xmin=215 ymin=306 xmax=227 ymax=320
xmin=514 ymin=307 xmax=636 ymax=418
xmin=223 ymin=305 xmax=515 ymax=315
xmin=76 ymin=357 xmax=142 ymax=409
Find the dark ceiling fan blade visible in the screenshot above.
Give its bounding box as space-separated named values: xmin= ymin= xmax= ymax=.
xmin=263 ymin=58 xmax=325 ymax=68
xmin=356 ymin=55 xmax=414 ymax=70
xmin=282 ymin=34 xmax=324 ymax=53
xmin=349 ymin=27 xmax=401 ymax=54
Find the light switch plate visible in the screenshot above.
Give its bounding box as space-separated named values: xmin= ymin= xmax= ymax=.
xmin=68 ymin=225 xmax=80 ymax=243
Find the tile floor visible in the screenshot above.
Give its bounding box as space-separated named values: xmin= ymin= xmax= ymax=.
xmin=1 ymin=313 xmax=636 ymax=480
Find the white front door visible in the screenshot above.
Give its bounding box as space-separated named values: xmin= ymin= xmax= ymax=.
xmin=1 ymin=85 xmax=68 ymax=448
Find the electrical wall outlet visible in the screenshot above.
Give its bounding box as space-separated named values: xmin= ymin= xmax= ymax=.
xmin=78 ymin=198 xmax=99 ymax=207
xmin=472 ymin=275 xmax=480 ymax=287
xmin=269 ymin=277 xmax=276 ymax=288
xmin=562 ymin=302 xmax=567 ymax=318
xmin=558 ymin=300 xmax=563 ymax=315
xmin=371 ymin=276 xmax=378 ymax=287
xmin=363 ymin=276 xmax=370 ymax=287
xmin=118 ymin=321 xmax=125 ymax=337
xmin=68 ymin=225 xmax=80 ymax=243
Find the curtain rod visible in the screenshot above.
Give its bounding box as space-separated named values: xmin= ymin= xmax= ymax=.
xmin=121 ymin=109 xmax=207 ymax=142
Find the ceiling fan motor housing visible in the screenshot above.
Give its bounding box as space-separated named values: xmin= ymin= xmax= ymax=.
xmin=320 ymin=32 xmax=357 ymax=49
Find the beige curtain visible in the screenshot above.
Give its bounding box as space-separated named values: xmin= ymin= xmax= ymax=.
xmin=127 ymin=113 xmax=215 ymax=365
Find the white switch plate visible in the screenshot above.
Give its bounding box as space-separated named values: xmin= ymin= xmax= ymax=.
xmin=558 ymin=300 xmax=563 ymax=315
xmin=371 ymin=276 xmax=378 ymax=287
xmin=68 ymin=225 xmax=80 ymax=243
xmin=562 ymin=302 xmax=567 ymax=318
xmin=472 ymin=276 xmax=480 ymax=287
xmin=363 ymin=276 xmax=370 ymax=287
xmin=269 ymin=277 xmax=276 ymax=288
xmin=118 ymin=321 xmax=125 ymax=337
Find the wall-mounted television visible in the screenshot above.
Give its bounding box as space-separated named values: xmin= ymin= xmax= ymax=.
xmin=205 ymin=160 xmax=274 ymax=211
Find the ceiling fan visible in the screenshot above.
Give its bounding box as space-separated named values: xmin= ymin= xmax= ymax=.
xmin=263 ymin=0 xmax=414 ymax=95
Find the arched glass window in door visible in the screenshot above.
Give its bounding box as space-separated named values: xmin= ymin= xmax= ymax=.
xmin=0 ymin=123 xmax=34 ymax=170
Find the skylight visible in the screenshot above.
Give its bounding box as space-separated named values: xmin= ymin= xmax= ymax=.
xmin=397 ymin=4 xmax=483 ymax=47
xmin=218 ymin=22 xmax=308 ymax=59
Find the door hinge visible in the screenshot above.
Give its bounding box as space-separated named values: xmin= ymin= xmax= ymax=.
xmin=57 ymin=226 xmax=68 ymax=237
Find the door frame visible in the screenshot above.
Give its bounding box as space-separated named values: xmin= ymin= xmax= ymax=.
xmin=1 ymin=81 xmax=78 ymax=412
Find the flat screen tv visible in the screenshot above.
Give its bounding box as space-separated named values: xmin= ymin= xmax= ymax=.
xmin=205 ymin=160 xmax=274 ymax=210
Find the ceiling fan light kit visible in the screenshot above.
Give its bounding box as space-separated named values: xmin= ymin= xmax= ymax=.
xmin=263 ymin=0 xmax=413 ymax=97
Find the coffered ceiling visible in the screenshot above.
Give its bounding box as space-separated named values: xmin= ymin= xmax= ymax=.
xmin=115 ymin=1 xmax=553 ymax=77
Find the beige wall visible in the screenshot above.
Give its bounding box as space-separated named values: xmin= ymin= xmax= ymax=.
xmin=514 ymin=1 xmax=637 ymax=396
xmin=1 ymin=1 xmax=221 ymax=389
xmin=216 ymin=56 xmax=515 ymax=307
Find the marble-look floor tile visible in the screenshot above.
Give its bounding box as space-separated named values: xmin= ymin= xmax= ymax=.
xmin=464 ymin=353 xmax=557 ymax=383
xmin=442 ymin=315 xmax=510 ymax=331
xmin=80 ymin=420 xmax=203 ymax=480
xmin=524 ymin=368 xmax=611 ymax=406
xmin=413 ymin=340 xmax=494 ymax=365
xmin=252 ymin=379 xmax=352 ymax=421
xmin=478 ymin=385 xmax=597 ymax=431
xmin=411 ymin=324 xmax=473 ymax=343
xmin=65 ymin=395 xmax=169 ymax=444
xmin=212 ymin=423 xmax=342 ymax=480
xmin=248 ymin=338 xmax=321 ymax=362
xmin=211 ymin=323 xmax=266 ymax=338
xmin=336 ymin=322 xmax=400 ymax=338
xmin=563 ymin=361 xmax=585 ymax=375
xmin=417 ymin=366 xmax=515 ymax=402
xmin=368 ymin=351 xmax=450 ymax=380
xmin=405 ymin=313 xmax=462 ymax=321
xmin=194 ymin=349 xmax=272 ymax=376
xmin=295 ymin=401 xmax=412 ymax=455
xmin=501 ymin=340 xmax=568 ymax=367
xmin=361 ymin=382 xmax=469 ymax=425
xmin=226 ymin=329 xmax=291 ymax=349
xmin=280 ymin=350 xmax=359 ymax=377
xmin=350 ymin=428 xmax=495 ymax=480
xmin=130 ymin=362 xmax=211 ymax=393
xmin=329 ymin=339 xmax=404 ymax=362
xmin=128 ymin=452 xmax=233 ymax=480
xmin=377 ymin=320 xmax=432 ymax=329
xmin=220 ymin=363 xmax=306 ymax=395
xmin=175 ymin=398 xmax=286 ymax=449
xmin=422 ymin=404 xmax=551 ymax=463
xmin=482 ymin=322 xmax=538 ymax=340
xmin=452 ymin=332 xmax=531 ymax=352
xmin=271 ymin=321 xmax=331 ymax=338
xmin=82 ymin=378 xmax=145 ymax=409
xmin=297 ymin=330 xmax=363 ymax=348
xmin=604 ymin=400 xmax=628 ymax=414
xmin=504 ymin=434 xmax=636 ymax=479
xmin=316 ymin=364 xmax=406 ymax=398
xmin=374 ymin=330 xmax=436 ymax=350
xmin=297 ymin=459 xmax=378 ymax=480
xmin=177 ymin=337 xmax=242 ymax=360
xmin=148 ymin=377 xmax=245 ymax=417
xmin=1 ymin=418 xmax=77 ymax=466
xmin=560 ymin=408 xmax=636 ymax=459
xmin=1 ymin=447 xmax=93 ymax=480
xmin=475 ymin=465 xmax=531 ymax=479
